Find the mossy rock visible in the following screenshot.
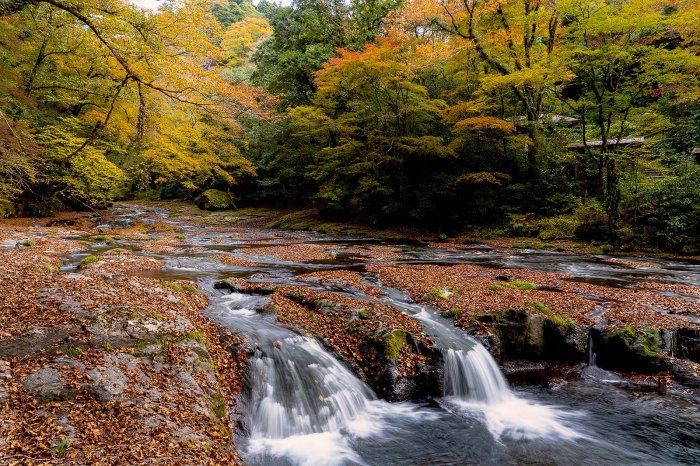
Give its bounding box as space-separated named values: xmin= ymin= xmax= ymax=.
xmin=384 ymin=330 xmax=408 ymax=359
xmin=595 ymin=326 xmax=666 ymax=371
xmin=195 ymin=189 xmax=233 ymax=210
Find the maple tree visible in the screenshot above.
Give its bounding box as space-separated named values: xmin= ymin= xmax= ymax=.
xmin=0 ymin=0 xmax=271 ymax=213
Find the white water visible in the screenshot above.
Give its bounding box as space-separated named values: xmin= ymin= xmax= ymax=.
xmin=242 ymin=332 xmax=439 ymax=465
xmin=247 ymin=336 xmax=375 ymax=439
xmin=443 ymin=346 xmax=509 ymax=403
xmin=373 ymin=282 xmax=587 ymax=442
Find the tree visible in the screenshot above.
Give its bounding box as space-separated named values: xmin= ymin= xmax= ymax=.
xmin=556 ymin=0 xmax=700 ymax=233
xmin=0 ymin=0 xmax=272 ymax=213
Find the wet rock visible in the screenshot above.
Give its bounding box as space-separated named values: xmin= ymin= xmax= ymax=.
xmin=668 ymin=358 xmax=700 ymax=388
xmin=677 ymin=329 xmax=700 ymax=363
xmin=0 ymin=324 xmax=82 ymax=357
xmin=23 ymin=367 xmax=76 ymax=402
xmin=214 ymin=278 xmax=277 ymax=295
xmin=470 ymin=309 xmax=587 ymax=364
xmin=312 ymin=299 xmax=342 ymax=315
xmin=591 ymin=326 xmax=669 ymax=372
xmin=214 ymin=278 xmax=249 ymax=293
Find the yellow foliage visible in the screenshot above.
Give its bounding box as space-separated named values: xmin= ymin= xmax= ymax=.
xmin=453 ymin=117 xmax=516 ymax=134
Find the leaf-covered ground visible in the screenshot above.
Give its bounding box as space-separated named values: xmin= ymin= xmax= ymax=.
xmin=367 ymin=263 xmax=700 ymax=330
xmin=0 ymin=215 xmax=246 ymax=465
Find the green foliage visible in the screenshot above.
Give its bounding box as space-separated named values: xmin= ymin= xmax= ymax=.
xmin=196 ymin=189 xmax=234 ymax=210
xmin=53 ymin=438 xmax=69 ymax=456
xmin=212 ymin=0 xmax=261 ymax=28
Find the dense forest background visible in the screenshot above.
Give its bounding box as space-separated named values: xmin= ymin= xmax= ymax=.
xmin=0 ymin=0 xmax=698 ymax=252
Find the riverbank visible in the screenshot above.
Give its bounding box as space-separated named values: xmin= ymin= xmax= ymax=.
xmin=0 ymin=212 xmax=246 ymax=464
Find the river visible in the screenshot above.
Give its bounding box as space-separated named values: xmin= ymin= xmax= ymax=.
xmin=67 ymin=204 xmax=700 ymax=465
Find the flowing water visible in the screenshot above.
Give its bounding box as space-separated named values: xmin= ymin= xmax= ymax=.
xmin=72 ymin=205 xmax=700 ymax=465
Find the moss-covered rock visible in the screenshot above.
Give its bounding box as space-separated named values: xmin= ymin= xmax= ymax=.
xmin=195 ymin=189 xmax=233 ymax=210
xmin=384 ymin=330 xmax=408 ymax=359
xmin=470 ymin=308 xmax=586 ymax=363
xmin=593 ymin=326 xmax=668 ymax=372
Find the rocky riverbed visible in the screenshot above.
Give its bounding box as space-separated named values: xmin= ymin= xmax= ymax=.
xmin=1 ymin=202 xmax=699 ymax=464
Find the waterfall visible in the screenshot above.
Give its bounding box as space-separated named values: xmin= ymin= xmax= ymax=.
xmin=588 ymin=334 xmax=597 ymax=366
xmin=443 ymin=345 xmax=510 ymax=404
xmin=246 ymin=335 xmax=376 ymax=439
xmin=371 ymin=282 xmax=512 ymax=405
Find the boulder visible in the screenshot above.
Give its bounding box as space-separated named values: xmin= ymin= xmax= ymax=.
xmin=195 ymin=189 xmax=233 ymax=210
xmin=0 ymin=325 xmax=81 ymax=358
xmin=23 ymin=367 xmax=76 ymax=402
xmin=84 ymin=365 xmax=129 ymax=401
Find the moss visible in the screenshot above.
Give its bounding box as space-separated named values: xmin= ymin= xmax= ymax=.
xmin=527 ymin=301 xmax=574 ymax=329
xmin=20 ymin=239 xmax=34 ymax=248
xmin=160 ymin=280 xmax=199 ymax=293
xmin=357 ymin=309 xmax=369 ymax=319
xmin=504 ymin=280 xmax=537 ymax=290
xmin=604 ymin=326 xmax=637 ymax=346
xmin=210 ymin=392 xmax=226 ymax=419
xmin=384 ymin=330 xmax=408 ymax=358
xmin=546 ymin=314 xmax=575 ymax=330
xmin=79 ymin=255 xmax=101 ymax=266
xmin=427 ymin=288 xmax=458 ymax=300
xmin=634 ymin=327 xmax=662 ymax=359
xmin=449 ymin=308 xmax=462 ymax=318
xmin=174 ymin=234 xmax=186 ymax=240
xmin=89 ymin=235 xmax=112 ymax=242
xmin=65 ymin=346 xmax=83 ymax=357
xmin=488 ymin=284 xmax=503 ymax=291
xmin=527 ymin=300 xmax=551 ymax=314
xmin=181 ymin=331 xmax=206 ymax=344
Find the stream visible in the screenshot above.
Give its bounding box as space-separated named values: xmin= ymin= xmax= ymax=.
xmin=69 ymin=205 xmax=700 ymax=465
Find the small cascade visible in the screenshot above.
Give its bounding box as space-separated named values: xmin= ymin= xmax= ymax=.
xmin=443 ymin=345 xmax=510 ymax=404
xmin=246 ymin=335 xmax=376 ymax=440
xmin=588 ymin=334 xmax=597 ymax=366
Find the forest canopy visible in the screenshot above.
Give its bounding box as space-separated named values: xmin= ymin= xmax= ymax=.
xmin=1 ymin=0 xmax=699 ymax=252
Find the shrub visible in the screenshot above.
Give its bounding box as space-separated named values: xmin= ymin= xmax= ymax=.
xmin=574 ymin=200 xmax=608 ymax=241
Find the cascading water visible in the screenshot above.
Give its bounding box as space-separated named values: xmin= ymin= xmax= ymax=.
xmin=213 ymin=292 xmax=437 ymax=466
xmin=369 ymin=279 xmax=587 ymax=441
xmin=101 ymin=205 xmax=699 ymax=465
xmin=246 ymin=336 xmax=375 ymax=439
xmin=443 ymin=346 xmax=509 ymax=403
